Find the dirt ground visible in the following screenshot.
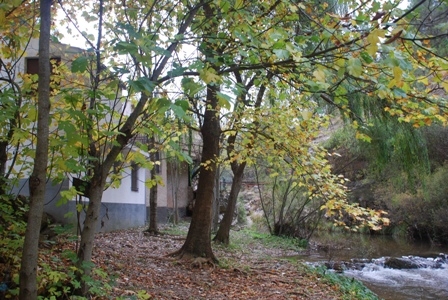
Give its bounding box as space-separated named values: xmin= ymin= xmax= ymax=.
xmin=76 ymin=227 xmax=349 ymax=299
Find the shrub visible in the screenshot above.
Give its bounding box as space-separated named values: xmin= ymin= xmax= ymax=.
xmin=0 ymin=194 xmax=27 ymax=297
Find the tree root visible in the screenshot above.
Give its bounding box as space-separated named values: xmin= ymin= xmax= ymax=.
xmin=165 ymin=248 xmax=219 ymax=269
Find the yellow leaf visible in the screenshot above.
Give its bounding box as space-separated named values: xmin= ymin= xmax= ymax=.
xmin=366 ymin=29 xmax=384 ymax=56
xmin=378 ymin=89 xmax=388 ymax=99
xmin=355 ymin=131 xmax=371 ymax=142
xmin=199 ymin=68 xmax=221 ymax=84
xmin=388 ymin=66 xmax=403 ymax=88
xmin=313 ymin=69 xmax=326 ymax=82
xmin=442 ymin=81 xmax=448 ymax=93
xmin=289 ymin=4 xmax=298 ymax=12
xmin=301 ymin=110 xmax=313 ymax=120
xmin=419 ymin=77 xmax=429 ymax=85
xmin=234 ymin=0 xmax=243 ymax=9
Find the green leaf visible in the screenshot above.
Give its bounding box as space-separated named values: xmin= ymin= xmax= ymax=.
xmin=216 ymin=91 xmax=231 ymax=110
xmin=347 ymin=58 xmax=363 ymax=77
xmin=360 ymin=52 xmax=373 ymax=64
xmin=392 ymin=88 xmax=407 ymax=98
xmin=273 ymin=49 xmax=290 ymax=60
xmin=115 ymin=41 xmax=138 ymax=55
xmin=181 ymin=77 xmax=204 ymax=96
xmin=175 ymin=100 xmax=189 ymax=111
xmin=129 ymin=77 xmax=156 ymax=93
xmin=170 ymin=103 xmax=186 ymax=118
xmin=71 ymin=56 xmax=88 ymax=73
xmin=156 ymin=98 xmax=171 ymax=111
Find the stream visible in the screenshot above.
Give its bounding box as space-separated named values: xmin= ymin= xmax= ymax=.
xmin=296 ymin=233 xmax=448 ymax=300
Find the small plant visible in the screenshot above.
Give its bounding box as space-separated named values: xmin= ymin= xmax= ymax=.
xmin=310 ymin=266 xmax=379 ymax=300
xmin=159 ymin=222 xmax=189 ymax=236
xmin=236 ymin=198 xmax=247 ymax=226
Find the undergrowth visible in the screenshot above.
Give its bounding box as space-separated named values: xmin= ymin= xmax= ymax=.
xmin=232 ymin=229 xmax=307 ymax=252
xmin=311 ymin=266 xmax=379 ymax=300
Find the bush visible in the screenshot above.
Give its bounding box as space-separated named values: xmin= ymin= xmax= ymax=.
xmin=385 ymin=165 xmax=448 ymax=243
xmin=0 ymin=194 xmax=27 ymax=297
xmin=236 ymin=198 xmax=247 ymax=225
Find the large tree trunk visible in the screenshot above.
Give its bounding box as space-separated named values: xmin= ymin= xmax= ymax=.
xmin=169 ymin=2 xmax=221 ymax=261
xmin=213 ymin=162 xmax=246 ymax=244
xmin=171 ymin=83 xmax=220 ymax=261
xmin=19 ymin=0 xmax=52 ymax=298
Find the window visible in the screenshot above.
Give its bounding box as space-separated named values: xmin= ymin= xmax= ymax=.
xmin=26 ymin=56 xmax=61 ymax=75
xmin=131 ymin=163 xmax=139 ymax=192
xmin=25 ymin=57 xmax=61 ymax=94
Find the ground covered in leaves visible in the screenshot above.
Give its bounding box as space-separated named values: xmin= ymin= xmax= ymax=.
xmin=69 ymin=224 xmax=373 ymax=299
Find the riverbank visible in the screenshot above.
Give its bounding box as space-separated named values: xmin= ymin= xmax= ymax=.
xmin=71 ymin=225 xmax=379 ymax=299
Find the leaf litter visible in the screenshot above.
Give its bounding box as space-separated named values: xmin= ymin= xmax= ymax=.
xmin=50 ymin=226 xmax=350 ymax=299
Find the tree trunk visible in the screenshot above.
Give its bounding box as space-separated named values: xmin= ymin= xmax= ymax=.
xmin=148 ymin=137 xmax=158 ymax=233
xmin=19 ymin=0 xmax=52 ymax=298
xmin=214 ymin=162 xmax=246 ymax=244
xmin=172 ymin=160 xmax=179 ymax=224
xmin=171 ymin=83 xmax=220 ymax=261
xmin=212 ymin=165 xmax=220 ymax=232
xmin=148 ymin=170 xmax=158 ymax=232
xmin=76 ymin=175 xmax=106 ymax=295
xmin=0 ymin=141 xmax=7 ymax=195
xmin=213 ymin=71 xmax=271 ymax=244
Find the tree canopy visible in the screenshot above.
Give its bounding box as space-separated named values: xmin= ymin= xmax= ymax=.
xmin=0 ymin=0 xmax=447 ymax=297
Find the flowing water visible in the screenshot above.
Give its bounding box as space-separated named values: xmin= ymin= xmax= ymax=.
xmin=296 ymin=233 xmax=448 ymax=300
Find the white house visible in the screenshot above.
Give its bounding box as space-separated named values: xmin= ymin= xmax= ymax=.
xmin=2 ymin=38 xmax=196 ymax=231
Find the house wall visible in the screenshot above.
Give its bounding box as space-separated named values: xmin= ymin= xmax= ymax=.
xmin=1 ymin=38 xmax=84 ymax=79
xmin=10 ymin=165 xmax=147 ymax=232
xmin=145 ymin=157 xmax=192 ymax=224
xmin=11 ymin=179 xmax=71 ymax=225
xmin=157 ymin=160 xmax=190 ymax=222
xmin=98 ymin=165 xmax=147 ymax=231
xmin=166 ymin=160 xmax=190 ymax=212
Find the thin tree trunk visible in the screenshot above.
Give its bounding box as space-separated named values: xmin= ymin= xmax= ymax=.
xmin=148 ymin=136 xmax=158 ymax=233
xmin=19 ymin=0 xmax=51 ymax=298
xmin=213 ymin=161 xmax=246 ymax=244
xmin=0 ymin=141 xmax=7 ymax=195
xmin=148 ymin=167 xmax=158 ymax=232
xmin=76 ymin=176 xmax=106 ymax=295
xmin=172 ymin=160 xmax=179 ymax=224
xmin=213 ymin=72 xmax=271 ymax=244
xmin=212 ymin=165 xmax=220 ymax=232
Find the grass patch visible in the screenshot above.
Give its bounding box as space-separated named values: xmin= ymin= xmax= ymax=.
xmin=158 ymin=222 xmax=189 ymax=236
xmin=233 ymin=229 xmax=307 ymax=251
xmin=310 ymin=266 xmax=379 ymax=300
